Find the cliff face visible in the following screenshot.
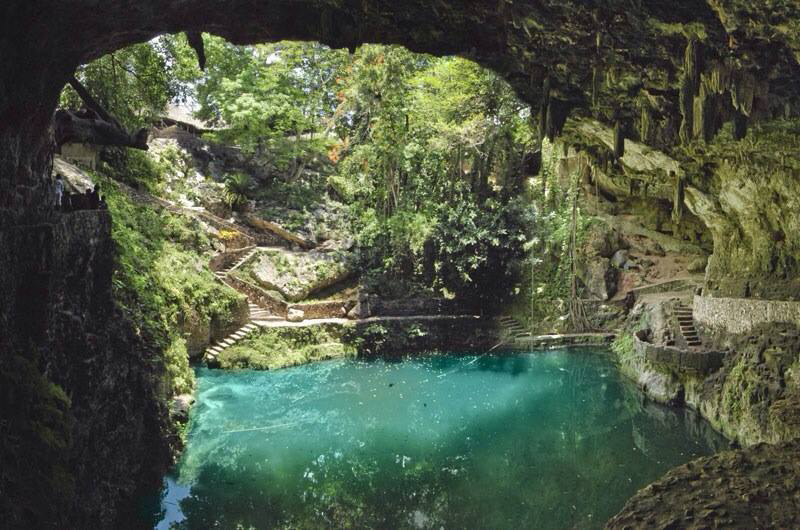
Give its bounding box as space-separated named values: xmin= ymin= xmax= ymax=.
xmin=0 ymin=211 xmax=175 ymax=527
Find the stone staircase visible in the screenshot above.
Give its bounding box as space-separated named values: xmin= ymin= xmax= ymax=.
xmin=675 ymin=302 xmax=702 ymax=347
xmin=248 ymin=301 xmax=279 ymax=322
xmin=204 ymin=322 xmax=260 ymax=362
xmin=497 ymin=315 xmax=530 ymax=340
xmin=204 ymin=246 xmax=284 ymax=362
xmin=213 ymin=247 xmax=258 ymax=279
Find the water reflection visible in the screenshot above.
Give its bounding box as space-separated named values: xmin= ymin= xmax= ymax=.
xmin=144 ymin=349 xmax=726 ymax=529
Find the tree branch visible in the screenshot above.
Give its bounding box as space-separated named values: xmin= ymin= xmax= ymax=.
xmin=58 ymin=76 xmax=149 ymax=150
xmin=54 ymin=109 xmax=149 ymax=150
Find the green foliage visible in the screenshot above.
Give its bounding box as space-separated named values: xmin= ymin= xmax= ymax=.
xmin=345 ymin=323 xmax=390 ymax=356
xmin=520 ymin=138 xmax=593 ymax=328
xmin=182 ymin=39 xmax=348 ymax=159
xmin=99 ymin=149 xmax=164 ymax=192
xmin=217 ymin=325 xmax=354 ymax=370
xmin=223 ymin=172 xmax=252 ymax=211
xmin=612 ymin=333 xmax=636 ymax=363
xmin=164 ymin=338 xmax=194 ymax=395
xmin=71 ymin=39 xmax=543 ymax=316
xmin=331 ymin=47 xmax=535 ymax=302
xmin=98 ymin=170 xmax=243 ymax=395
xmin=59 ymin=36 xmax=189 ymax=130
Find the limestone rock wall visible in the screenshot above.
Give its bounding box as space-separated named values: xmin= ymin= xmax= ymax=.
xmin=0 ymin=211 xmax=175 ymax=527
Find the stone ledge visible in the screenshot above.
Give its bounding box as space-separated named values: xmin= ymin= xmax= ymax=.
xmin=505 ymin=333 xmax=616 ymax=350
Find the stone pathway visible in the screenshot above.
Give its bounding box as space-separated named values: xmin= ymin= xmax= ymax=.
xmin=494 ymin=315 xmax=615 ymax=350
xmin=506 ymin=332 xmax=616 ymax=349
xmin=202 ymin=314 xmax=485 ymax=363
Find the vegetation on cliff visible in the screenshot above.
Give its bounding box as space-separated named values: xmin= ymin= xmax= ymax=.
xmin=84 ymin=160 xmax=245 ymax=396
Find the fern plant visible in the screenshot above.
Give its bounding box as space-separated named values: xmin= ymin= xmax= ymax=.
xmin=223 ymin=172 xmax=252 ymax=211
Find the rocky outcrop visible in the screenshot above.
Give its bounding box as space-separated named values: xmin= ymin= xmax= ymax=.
xmin=576 ymin=222 xmax=624 ymax=300
xmin=618 ymin=297 xmax=800 ymax=447
xmin=251 ymin=248 xmax=354 ymax=302
xmin=607 ymin=441 xmax=800 ymax=529
xmin=683 ymin=127 xmax=800 ymax=300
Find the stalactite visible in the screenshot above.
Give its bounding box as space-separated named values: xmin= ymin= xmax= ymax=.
xmin=592 ymin=66 xmax=602 ymax=110
xmin=640 ymin=104 xmax=652 ymax=145
xmin=539 ymin=76 xmax=551 ymax=143
xmin=732 ymin=71 xmax=756 ymax=117
xmin=733 ymin=112 xmax=748 ymax=140
xmin=546 ymin=98 xmax=569 ymax=140
xmin=694 ymin=88 xmax=720 ymax=143
xmin=685 ymin=38 xmax=701 ymax=90
xmin=672 ymin=172 xmax=685 ymax=224
xmin=613 ymin=119 xmax=624 ymax=159
xmin=679 ymin=38 xmax=703 ymax=145
xmin=679 ymin=75 xmax=695 ymax=144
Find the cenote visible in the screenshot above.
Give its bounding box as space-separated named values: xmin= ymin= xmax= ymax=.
xmin=144 ymin=349 xmax=726 ymax=529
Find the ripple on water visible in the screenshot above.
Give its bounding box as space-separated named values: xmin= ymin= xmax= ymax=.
xmin=144 ymin=349 xmax=727 ymax=529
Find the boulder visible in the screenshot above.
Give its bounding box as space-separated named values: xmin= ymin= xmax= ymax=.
xmin=251 ymin=248 xmax=354 ymax=302
xmin=584 ymin=223 xmax=626 ymax=259
xmin=578 ymin=257 xmax=618 ymax=301
xmin=170 ymin=394 xmax=195 ymax=423
xmin=287 ymin=308 xmax=305 ymax=322
xmin=180 ymin=308 xmax=211 ymax=360
xmin=611 ymin=249 xmax=630 ymax=269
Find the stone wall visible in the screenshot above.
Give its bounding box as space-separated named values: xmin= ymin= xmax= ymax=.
xmin=634 ymin=331 xmax=723 ymax=375
xmin=694 ymin=295 xmax=800 ymax=335
xmin=289 ymin=299 xmax=355 ymax=320
xmin=222 ymin=274 xmax=288 ymax=317
xmin=347 ymin=316 xmax=497 ymax=357
xmin=354 ymin=297 xmax=479 ymax=318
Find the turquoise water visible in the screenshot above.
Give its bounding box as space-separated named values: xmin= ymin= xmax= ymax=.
xmin=144 ymin=350 xmax=727 ymax=529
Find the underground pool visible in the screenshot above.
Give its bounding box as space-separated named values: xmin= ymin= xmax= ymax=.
xmin=143 ymin=349 xmax=727 ymax=529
